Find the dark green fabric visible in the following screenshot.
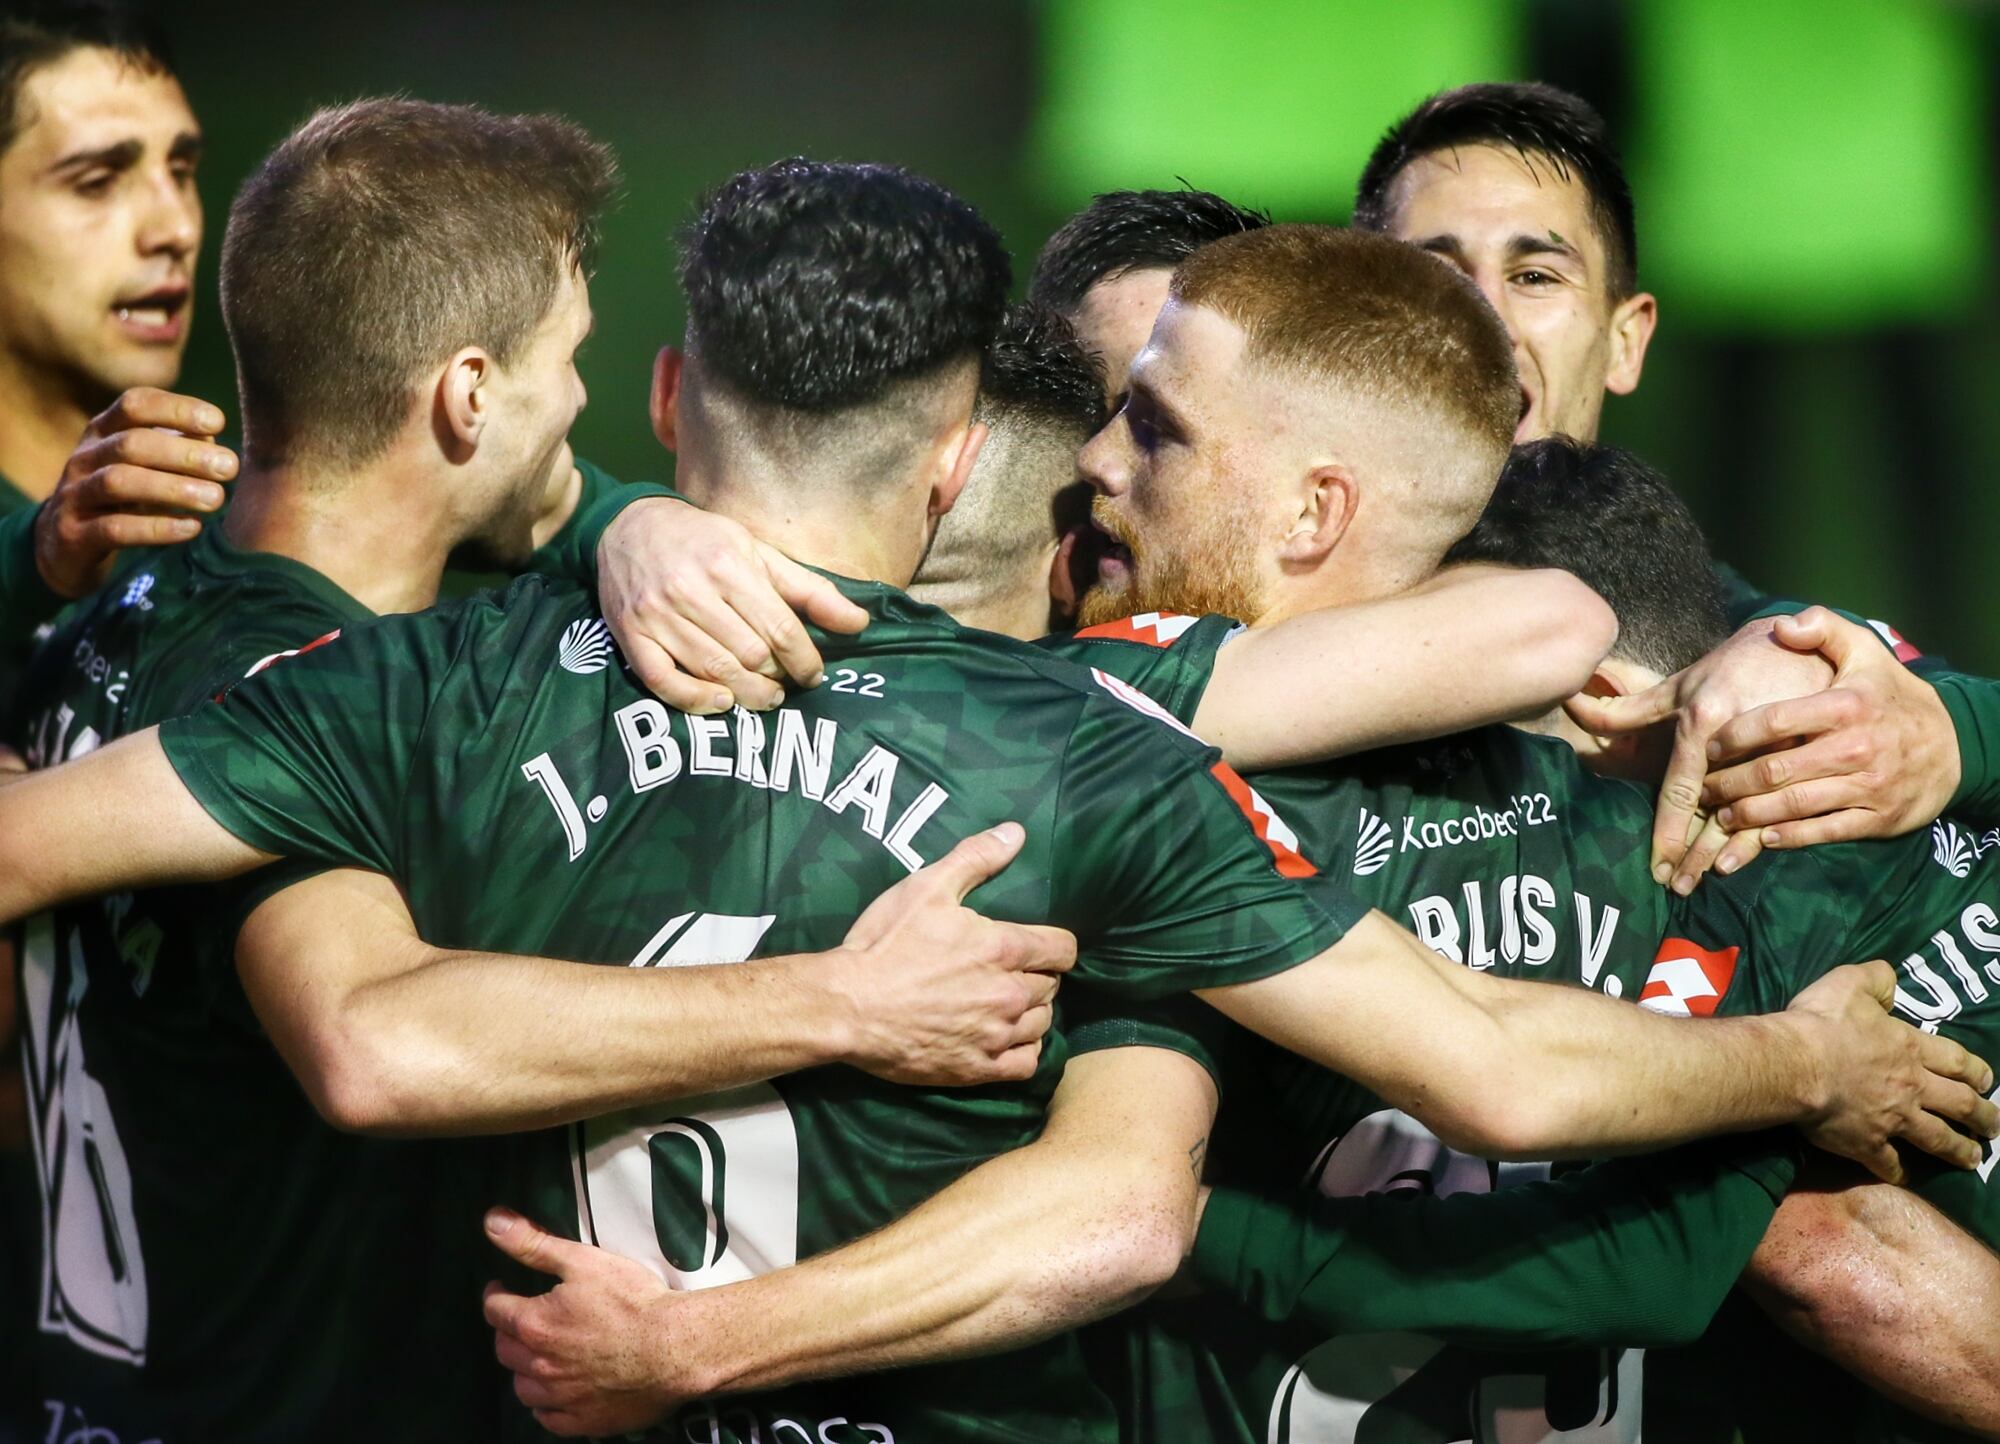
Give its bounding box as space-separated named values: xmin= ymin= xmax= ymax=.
xmin=157 ymin=572 xmax=1361 ymax=1444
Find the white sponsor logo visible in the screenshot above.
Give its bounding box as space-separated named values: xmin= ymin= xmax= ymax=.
xmin=119 ymin=572 xmax=156 ymax=611
xmin=559 ymin=617 xmax=616 ymax=675
xmin=1930 ymin=819 xmax=2000 ymax=879
xmin=1637 ymin=954 xmax=1722 ymax=1017
xmin=1353 ymin=808 xmax=1393 ymax=876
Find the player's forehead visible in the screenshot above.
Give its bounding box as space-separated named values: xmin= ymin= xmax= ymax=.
xmin=1130 ymin=298 xmax=1246 ymax=414
xmin=1076 ymin=265 xmax=1174 ymax=396
xmin=4 ymin=46 xmax=196 ymax=176
xmin=1384 ymin=143 xmax=1607 ymax=268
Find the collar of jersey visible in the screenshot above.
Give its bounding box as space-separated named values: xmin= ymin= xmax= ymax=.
xmin=797 ymin=561 xmax=959 ymax=641
xmin=190 ymin=522 xmax=378 ymax=623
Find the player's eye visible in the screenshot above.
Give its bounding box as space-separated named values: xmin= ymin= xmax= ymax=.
xmin=73 ymin=171 xmax=115 ymax=198
xmin=1512 ymin=268 xmax=1561 ymax=287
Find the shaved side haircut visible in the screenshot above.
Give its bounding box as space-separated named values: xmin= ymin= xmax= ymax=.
xmin=222 ymin=98 xmax=616 ymax=469
xmin=919 ymin=304 xmax=1105 ymax=611
xmin=675 ymin=156 xmax=1010 ymax=494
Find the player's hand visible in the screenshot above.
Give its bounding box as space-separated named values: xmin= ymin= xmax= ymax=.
xmin=1784 ymin=960 xmax=1997 ymax=1184
xmin=1700 ymin=608 xmax=1958 ymax=866
xmin=832 ymin=821 xmax=1076 ymax=1086
xmin=597 ymin=496 xmax=870 ymax=714
xmin=482 ymin=1208 xmax=698 ymax=1436
xmin=1567 ymin=615 xmax=1832 ymax=894
xmin=35 ymin=388 xmax=236 ymax=599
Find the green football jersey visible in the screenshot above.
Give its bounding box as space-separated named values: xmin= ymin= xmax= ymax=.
xmin=155 ymin=573 xmax=1361 ymax=1444
xmin=5 ymin=524 xmax=512 ymax=1444
xmin=1645 ymin=826 xmax=2000 ymax=1444
xmin=1 ymin=469 xmax=42 ymax=705
xmin=1050 ymin=613 xmax=1743 ymax=1444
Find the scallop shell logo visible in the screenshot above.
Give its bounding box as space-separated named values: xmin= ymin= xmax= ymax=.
xmin=559 ymin=618 xmax=616 ymax=675
xmin=1933 ymin=820 xmax=1975 ymax=879
xmin=1354 ymin=808 xmax=1393 ymax=877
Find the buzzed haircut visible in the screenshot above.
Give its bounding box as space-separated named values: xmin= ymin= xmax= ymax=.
xmin=920 ymin=304 xmax=1104 ymax=604
xmin=1027 ymin=188 xmax=1269 ymax=316
xmin=221 ymin=98 xmax=615 ymax=470
xmin=1445 ymin=437 xmax=1727 ymax=675
xmin=1171 ymin=224 xmax=1519 ymax=461
xmin=679 ymin=157 xmax=1009 ymax=412
xmin=0 ymin=0 xmax=174 ymax=158
xmin=1354 ymin=82 xmax=1639 ymax=299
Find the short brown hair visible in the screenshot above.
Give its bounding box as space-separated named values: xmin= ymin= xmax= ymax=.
xmin=1170 ymin=224 xmax=1518 ymax=461
xmin=221 ymin=98 xmax=617 ymax=468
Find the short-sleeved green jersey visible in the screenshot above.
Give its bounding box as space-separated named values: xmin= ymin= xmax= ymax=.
xmin=156 ymin=574 xmax=1361 ymax=1444
xmin=4 ymin=524 xmax=512 ymax=1443
xmin=1 ymin=471 xmax=42 ymax=706
xmin=1048 ymin=613 xmax=1750 ymax=1444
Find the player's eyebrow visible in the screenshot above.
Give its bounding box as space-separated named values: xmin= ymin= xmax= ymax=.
xmin=1506 ymin=231 xmax=1586 ymax=268
xmin=168 ymin=131 xmax=204 ymax=166
xmin=1412 ymin=234 xmax=1468 ymax=266
xmin=48 ymin=137 xmax=142 ymax=178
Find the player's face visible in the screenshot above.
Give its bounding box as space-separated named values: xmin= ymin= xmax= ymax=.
xmin=1075 ymin=300 xmax=1274 ymax=627
xmin=0 ymin=48 xmax=201 ymax=406
xmin=458 ymin=267 xmax=592 ymax=565
xmin=1383 ymin=143 xmax=1650 ymax=443
xmin=1071 ymin=266 xmax=1173 ymax=408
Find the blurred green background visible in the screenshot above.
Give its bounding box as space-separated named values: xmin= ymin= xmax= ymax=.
xmin=153 ymin=0 xmax=2000 ymax=666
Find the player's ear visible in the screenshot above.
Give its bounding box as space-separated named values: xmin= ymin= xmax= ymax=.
xmin=1278 ymin=463 xmax=1357 ymax=566
xmin=1572 ymin=658 xmax=1674 ymax=779
xmin=650 ymin=345 xmax=686 ymax=453
xmin=932 ymin=420 xmax=987 ymax=520
xmin=437 ymin=346 xmax=491 ymax=458
xmin=1605 ymin=291 xmax=1658 ymax=396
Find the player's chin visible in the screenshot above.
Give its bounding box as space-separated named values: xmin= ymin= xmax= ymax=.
xmin=1074 ymin=575 xmax=1135 ymax=630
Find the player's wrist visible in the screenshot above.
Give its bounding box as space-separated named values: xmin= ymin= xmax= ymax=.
xmin=1764 ymin=1011 xmax=1837 ymax=1126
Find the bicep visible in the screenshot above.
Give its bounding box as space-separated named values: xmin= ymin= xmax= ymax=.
xmin=0 ymin=728 xmax=273 ymax=920
xmin=1046 ymin=1045 xmax=1218 ymax=1168
xmin=235 ymin=868 xmax=424 ymax=1057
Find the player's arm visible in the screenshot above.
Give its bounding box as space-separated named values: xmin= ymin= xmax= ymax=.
xmin=1199 ymin=911 xmax=1996 ymax=1181
xmin=479 ymin=1044 xmax=1216 ymax=1439
xmin=1190 ymin=564 xmax=1617 ymax=770
xmin=233 ymin=828 xmax=1073 ymax=1135
xmin=1196 ymin=1134 xmax=1798 ymax=1349
xmin=0 ymin=728 xmax=276 ymax=923
xmin=1742 ymin=1173 xmax=2000 ymax=1440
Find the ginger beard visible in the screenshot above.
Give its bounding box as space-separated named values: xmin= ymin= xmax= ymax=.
xmin=1077 ymin=486 xmax=1266 ymax=628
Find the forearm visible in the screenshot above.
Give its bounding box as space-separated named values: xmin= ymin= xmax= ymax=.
xmin=290 ymin=945 xmax=854 ymax=1136
xmin=0 ymin=503 xmax=63 ymax=651
xmin=1744 ymin=1179 xmax=2000 ymax=1439
xmin=1196 ymin=1136 xmax=1796 ymax=1348
xmin=665 ymin=1051 xmax=1210 ymax=1397
xmin=1202 ymin=912 xmax=1825 ymax=1159
xmin=1198 ymin=565 xmax=1615 ymax=771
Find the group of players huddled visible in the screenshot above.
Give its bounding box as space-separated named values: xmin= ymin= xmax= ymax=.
xmin=6 ymin=5 xmax=2000 ymax=1444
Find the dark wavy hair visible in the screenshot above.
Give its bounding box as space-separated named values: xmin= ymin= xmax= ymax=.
xmin=679 ymin=157 xmax=1010 ymax=411
xmin=1026 ymin=187 xmax=1268 ymax=315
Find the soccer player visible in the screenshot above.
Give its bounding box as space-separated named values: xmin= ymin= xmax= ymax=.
xmin=0 ymin=166 xmax=1967 ymax=1444
xmin=4 ymin=106 xmax=1057 ymax=1444
xmin=1351 ymin=81 xmax=2000 ymax=917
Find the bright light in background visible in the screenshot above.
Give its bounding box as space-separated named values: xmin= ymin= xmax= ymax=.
xmin=1633 ymin=0 xmax=1985 ymax=330
xmin=1032 ymin=0 xmax=1523 ymax=216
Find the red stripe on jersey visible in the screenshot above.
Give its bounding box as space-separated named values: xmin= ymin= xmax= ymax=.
xmin=1866 ymin=619 xmax=1923 ymax=664
xmin=217 ymin=629 xmax=347 ymax=700
xmin=1639 ymin=938 xmax=1739 ymax=1017
xmin=1209 ymin=761 xmax=1318 ymax=878
xmin=1075 ymin=612 xmax=1197 ymax=648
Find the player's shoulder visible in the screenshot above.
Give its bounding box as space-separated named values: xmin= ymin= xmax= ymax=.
xmin=1050 ymin=610 xmax=1242 ymax=655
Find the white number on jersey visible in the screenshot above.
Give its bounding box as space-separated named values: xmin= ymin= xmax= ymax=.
xmin=571 ymin=913 xmax=801 ymax=1288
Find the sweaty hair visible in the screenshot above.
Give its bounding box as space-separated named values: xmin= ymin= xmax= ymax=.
xmin=0 ymin=1 xmax=173 ymax=158
xmin=1353 ymin=82 xmax=1639 ymax=299
xmin=973 ymin=303 xmax=1106 ymax=439
xmin=221 ymin=98 xmax=615 ymax=469
xmin=1171 ymin=224 xmax=1519 ymax=461
xmin=1445 ymin=437 xmax=1727 ymax=674
xmin=679 ymin=157 xmax=1008 ymax=412
xmin=1026 ymin=188 xmax=1269 ymax=316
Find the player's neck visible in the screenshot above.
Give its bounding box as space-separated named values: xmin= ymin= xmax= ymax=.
xmin=681 ymin=463 xmax=925 ymax=590
xmin=0 ymin=353 xmax=97 ymax=501
xmin=223 ymin=459 xmax=452 ymax=616
xmin=909 ymin=575 xmax=1049 ymax=640
xmin=1252 ymin=546 xmax=1431 ymax=629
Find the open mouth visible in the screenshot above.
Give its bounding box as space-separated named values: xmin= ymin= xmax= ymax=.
xmin=1513 ymin=384 xmax=1536 ymax=440
xmin=111 ymin=283 xmax=191 ymax=343
xmin=1090 ymin=520 xmax=1134 ymax=583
